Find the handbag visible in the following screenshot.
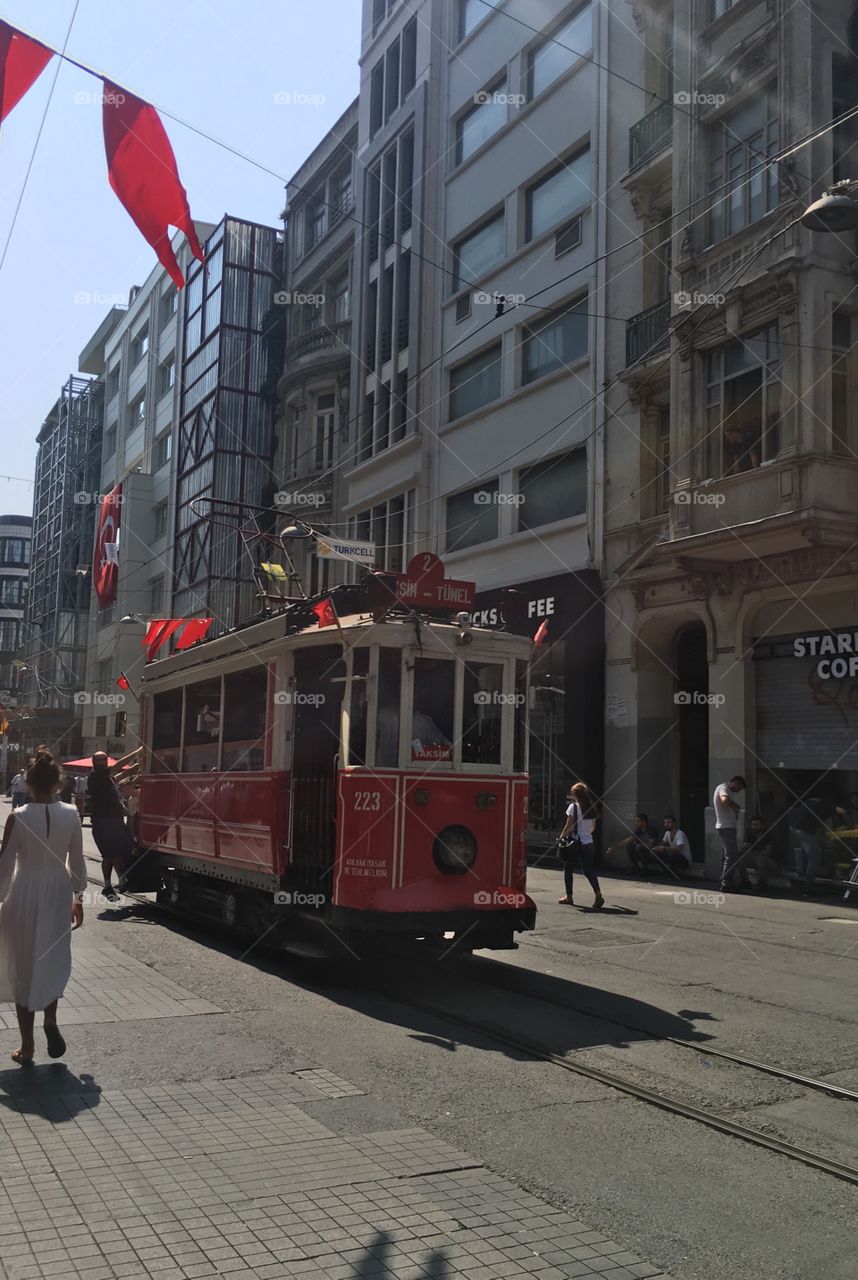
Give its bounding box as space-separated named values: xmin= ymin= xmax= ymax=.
xmin=558 ymin=801 xmax=583 ymax=861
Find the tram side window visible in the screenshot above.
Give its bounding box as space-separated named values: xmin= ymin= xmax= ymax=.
xmin=151 ymin=689 xmax=182 ymax=773
xmin=411 ymin=658 xmax=453 ymax=763
xmin=461 ymin=661 xmax=503 ymax=765
xmin=222 ymin=668 xmax=267 ymax=770
xmin=376 ymin=647 xmax=401 ymax=767
xmin=347 ymin=648 xmax=370 ymax=766
xmin=182 ymin=678 xmax=222 ymax=771
xmin=513 ymin=659 xmax=528 ymax=772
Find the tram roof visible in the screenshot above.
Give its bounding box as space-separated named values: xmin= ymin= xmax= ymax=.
xmin=141 ymin=605 xmax=533 ymax=688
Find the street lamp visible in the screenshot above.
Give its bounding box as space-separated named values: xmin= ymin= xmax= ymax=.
xmin=800 ymin=180 xmax=858 ymax=232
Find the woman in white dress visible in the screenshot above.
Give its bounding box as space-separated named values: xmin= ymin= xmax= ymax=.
xmin=0 ymin=752 xmax=86 ymax=1063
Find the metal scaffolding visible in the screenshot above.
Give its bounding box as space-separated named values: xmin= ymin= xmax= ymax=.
xmin=22 ymin=375 xmax=104 ymax=725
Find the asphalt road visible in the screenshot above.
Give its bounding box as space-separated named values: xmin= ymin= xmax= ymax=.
xmin=6 ymin=818 xmax=857 ymax=1280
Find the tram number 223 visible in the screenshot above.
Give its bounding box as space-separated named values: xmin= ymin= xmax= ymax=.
xmin=354 ymin=791 xmax=382 ymax=811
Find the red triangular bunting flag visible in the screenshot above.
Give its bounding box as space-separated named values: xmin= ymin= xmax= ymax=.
xmin=116 ymin=673 xmax=130 ymax=690
xmin=102 ymin=81 xmax=204 ymax=287
xmin=0 ymin=22 xmax=53 ymax=124
xmin=175 ymin=618 xmax=213 ymax=650
xmin=312 ymin=598 xmax=337 ymax=629
xmin=533 ymin=619 xmax=549 ymax=647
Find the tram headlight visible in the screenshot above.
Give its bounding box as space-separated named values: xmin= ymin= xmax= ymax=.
xmin=432 ymin=824 xmax=477 ymax=875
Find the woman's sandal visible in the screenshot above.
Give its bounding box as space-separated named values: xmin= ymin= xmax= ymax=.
xmin=44 ymin=1024 xmax=66 ymax=1059
xmin=11 ymin=1048 xmax=34 ymax=1065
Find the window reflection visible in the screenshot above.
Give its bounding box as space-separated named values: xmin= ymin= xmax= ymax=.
xmin=462 ymin=661 xmax=503 ymax=764
xmin=411 ymin=658 xmax=454 ymax=762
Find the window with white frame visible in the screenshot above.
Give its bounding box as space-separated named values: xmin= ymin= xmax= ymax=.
xmin=130 ymin=327 xmax=149 ymax=365
xmin=313 ymin=392 xmax=336 ymax=470
xmin=449 ymin=343 xmax=503 ymax=419
xmin=153 ymin=501 xmax=169 ymax=539
xmin=458 ymin=0 xmax=484 ymax=40
xmin=153 ymin=429 xmax=172 ymax=470
xmin=525 ymin=148 xmax=591 ymax=240
xmin=351 ymin=491 xmax=413 ymax=573
xmin=522 ymin=296 xmax=589 ymax=384
xmin=706 ymin=325 xmax=781 ymax=475
xmin=455 ymin=80 xmax=508 ymax=165
xmin=452 ymin=212 xmax=505 ymax=290
xmin=527 ymin=4 xmax=592 ymax=100
xmin=160 ymin=285 xmax=178 ymax=327
xmin=446 ymin=481 xmax=499 ymax=552
xmin=517 ymin=449 xmax=586 ymax=531
xmin=708 ymin=89 xmax=779 ymax=243
xmin=129 ymin=393 xmax=146 ymax=428
xmin=158 ymin=355 xmax=175 ymax=398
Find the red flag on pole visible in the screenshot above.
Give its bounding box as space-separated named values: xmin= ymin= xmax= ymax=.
xmin=175 ymin=618 xmax=213 ymax=650
xmin=533 ymin=619 xmax=549 ymax=647
xmin=0 ymin=22 xmax=53 ymax=124
xmin=116 ymin=673 xmax=130 ymax=690
xmin=102 ymin=82 xmax=204 ymax=287
xmin=312 ymin=598 xmax=337 ymax=629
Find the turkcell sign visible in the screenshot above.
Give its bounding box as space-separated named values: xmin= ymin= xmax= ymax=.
xmin=793 ymin=630 xmax=858 ymax=679
xmin=316 ymin=537 xmax=376 ymax=567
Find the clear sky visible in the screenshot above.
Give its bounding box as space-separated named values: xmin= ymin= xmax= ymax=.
xmin=0 ymin=0 xmax=361 ymax=518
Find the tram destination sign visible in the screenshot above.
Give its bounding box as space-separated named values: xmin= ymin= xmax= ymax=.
xmin=370 ymin=553 xmax=475 ymax=615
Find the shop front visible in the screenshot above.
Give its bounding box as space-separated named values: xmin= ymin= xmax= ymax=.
xmin=470 ymin=570 xmax=604 ymax=835
xmin=753 ymin=627 xmax=858 ymax=880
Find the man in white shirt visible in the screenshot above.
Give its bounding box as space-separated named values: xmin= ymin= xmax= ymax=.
xmin=652 ymin=815 xmax=691 ymax=872
xmin=714 ymin=775 xmax=748 ymax=891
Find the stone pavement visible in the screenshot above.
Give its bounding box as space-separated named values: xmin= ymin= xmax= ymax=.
xmin=0 ymin=849 xmax=670 ymax=1280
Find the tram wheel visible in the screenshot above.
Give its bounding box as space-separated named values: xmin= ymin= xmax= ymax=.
xmin=166 ymin=872 xmax=182 ymax=908
xmin=221 ymin=890 xmax=240 ymax=930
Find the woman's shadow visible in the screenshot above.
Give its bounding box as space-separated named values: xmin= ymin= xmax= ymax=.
xmin=0 ymin=1063 xmax=101 ymax=1122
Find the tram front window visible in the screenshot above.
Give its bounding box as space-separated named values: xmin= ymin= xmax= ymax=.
xmin=411 ymin=658 xmax=453 ymax=763
xmin=376 ymin=648 xmax=401 ymax=767
xmin=461 ymin=661 xmax=503 ymax=765
xmin=347 ymin=648 xmax=370 ymax=766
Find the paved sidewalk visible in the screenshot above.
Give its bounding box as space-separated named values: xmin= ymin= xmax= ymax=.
xmin=0 ymin=838 xmax=671 ymax=1280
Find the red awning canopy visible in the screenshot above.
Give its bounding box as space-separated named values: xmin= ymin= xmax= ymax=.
xmin=62 ymin=756 xmax=118 ymax=770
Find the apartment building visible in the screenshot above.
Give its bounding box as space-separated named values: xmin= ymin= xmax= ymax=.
xmin=22 ymin=367 xmax=116 ymax=758
xmin=603 ymin=0 xmax=858 ymax=872
xmin=342 ymin=0 xmax=445 ymax=574
xmin=0 ymin=514 xmax=31 ymax=707
xmin=78 ymin=229 xmax=213 ymax=757
xmin=275 ymin=100 xmax=358 ymax=597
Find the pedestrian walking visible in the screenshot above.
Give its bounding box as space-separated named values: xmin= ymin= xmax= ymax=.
xmin=0 ymin=751 xmax=86 ymax=1064
xmin=714 ymin=775 xmax=749 ymax=891
xmin=10 ymin=766 xmax=29 ymax=810
xmin=73 ymin=772 xmax=87 ymax=822
xmin=557 ymin=781 xmax=604 ymax=910
xmin=87 ymin=751 xmax=132 ymax=901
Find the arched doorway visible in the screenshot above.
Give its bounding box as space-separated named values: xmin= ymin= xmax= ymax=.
xmin=676 ymin=624 xmax=709 ymax=863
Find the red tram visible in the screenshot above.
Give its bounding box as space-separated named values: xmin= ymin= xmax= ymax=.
xmin=133 ymin=566 xmax=537 ymax=956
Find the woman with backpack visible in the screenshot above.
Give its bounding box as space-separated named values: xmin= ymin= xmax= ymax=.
xmin=558 ymin=781 xmax=604 ymax=910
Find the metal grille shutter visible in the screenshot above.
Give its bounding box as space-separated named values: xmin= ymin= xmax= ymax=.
xmin=756 ymin=656 xmax=858 ymax=769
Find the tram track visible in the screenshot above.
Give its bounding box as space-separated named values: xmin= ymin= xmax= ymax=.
xmin=96 ymin=873 xmax=858 ymax=1189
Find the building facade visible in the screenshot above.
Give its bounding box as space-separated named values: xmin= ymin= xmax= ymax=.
xmin=22 ymin=368 xmax=115 ymax=758
xmin=603 ymin=0 xmax=858 ymax=874
xmin=0 ymin=514 xmax=31 ymax=706
xmin=275 ymin=100 xmax=358 ymax=598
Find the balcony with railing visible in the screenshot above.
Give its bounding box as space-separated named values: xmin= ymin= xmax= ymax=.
xmin=628 ymin=101 xmax=673 ymax=172
xmin=286 ymin=321 xmax=352 ymax=364
xmin=625 ymin=300 xmax=671 ymax=366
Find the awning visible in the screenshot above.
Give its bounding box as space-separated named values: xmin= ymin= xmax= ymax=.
xmin=62 ymin=756 xmax=118 ymax=770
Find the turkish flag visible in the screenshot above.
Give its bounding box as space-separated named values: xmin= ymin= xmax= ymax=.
xmin=0 ymin=22 xmax=53 ymax=124
xmin=93 ymin=484 xmax=122 ymax=607
xmin=312 ymin=598 xmax=337 ymax=629
xmin=116 ymin=673 xmax=130 ymax=691
xmin=176 ymin=618 xmax=212 ymax=650
xmin=102 ymin=81 xmax=204 ymax=287
xmin=142 ymin=618 xmax=183 ymax=660
xmin=533 ymin=619 xmax=549 ymax=647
